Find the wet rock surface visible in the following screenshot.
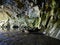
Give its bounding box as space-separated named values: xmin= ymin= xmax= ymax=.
xmin=0 ymin=31 xmax=60 ymax=45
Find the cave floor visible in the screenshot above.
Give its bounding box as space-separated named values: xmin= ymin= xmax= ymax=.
xmin=0 ymin=30 xmax=60 ymax=45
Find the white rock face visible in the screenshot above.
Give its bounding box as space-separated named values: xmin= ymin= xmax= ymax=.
xmin=0 ymin=2 xmax=41 ymax=29
xmin=0 ymin=9 xmax=9 ymax=26
xmin=28 ymin=6 xmax=40 ymax=18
